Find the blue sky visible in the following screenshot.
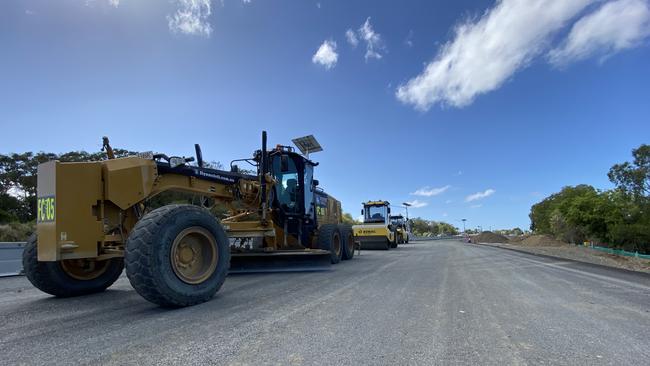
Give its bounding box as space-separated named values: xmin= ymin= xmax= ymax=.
xmin=1 ymin=0 xmax=649 ymax=230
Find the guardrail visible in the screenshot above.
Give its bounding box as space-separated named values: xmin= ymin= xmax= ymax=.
xmin=0 ymin=242 xmax=25 ymax=277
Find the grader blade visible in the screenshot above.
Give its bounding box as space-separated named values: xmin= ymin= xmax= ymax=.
xmin=229 ymin=250 xmax=332 ymax=273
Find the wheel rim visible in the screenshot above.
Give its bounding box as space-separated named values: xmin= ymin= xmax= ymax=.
xmin=60 ymin=259 xmax=110 ymax=281
xmin=170 ymin=227 xmax=218 ymax=285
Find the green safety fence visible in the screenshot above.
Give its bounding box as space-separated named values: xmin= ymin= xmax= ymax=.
xmin=582 ymin=244 xmax=650 ymax=259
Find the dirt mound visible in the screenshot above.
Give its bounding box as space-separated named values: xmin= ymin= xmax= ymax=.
xmin=507 ymin=235 xmax=527 ymax=243
xmin=472 ymin=231 xmax=509 ymax=244
xmin=520 ymin=234 xmax=566 ymax=247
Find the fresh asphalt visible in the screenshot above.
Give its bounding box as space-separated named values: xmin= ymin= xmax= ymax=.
xmin=1 ymin=240 xmax=649 ymax=365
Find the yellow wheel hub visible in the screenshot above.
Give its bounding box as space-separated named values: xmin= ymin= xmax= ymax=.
xmin=170 ymin=227 xmax=218 ymax=285
xmin=60 ymin=259 xmax=110 ymax=281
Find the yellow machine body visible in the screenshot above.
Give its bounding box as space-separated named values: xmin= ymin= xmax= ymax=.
xmin=353 ymin=200 xmax=396 ymax=250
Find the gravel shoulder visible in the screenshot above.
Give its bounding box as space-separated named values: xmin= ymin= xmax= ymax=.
xmin=477 ymin=241 xmax=650 ymax=274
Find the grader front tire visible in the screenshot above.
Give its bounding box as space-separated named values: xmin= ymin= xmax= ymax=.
xmin=125 ymin=205 xmax=230 ymax=307
xmin=22 ymin=234 xmax=124 ymax=297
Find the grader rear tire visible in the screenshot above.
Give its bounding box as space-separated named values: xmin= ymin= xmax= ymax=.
xmin=339 ymin=224 xmax=355 ymax=260
xmin=22 ymin=234 xmax=124 ymax=297
xmin=125 ymin=205 xmax=230 ymax=307
xmin=318 ymin=224 xmax=343 ymax=264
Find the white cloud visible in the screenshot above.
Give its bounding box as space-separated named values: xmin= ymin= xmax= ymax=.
xmin=396 ymin=0 xmax=595 ymax=110
xmin=465 ymin=189 xmax=495 ymax=202
xmin=168 ymin=0 xmax=213 ymax=37
xmin=312 ymin=39 xmax=339 ymax=69
xmin=549 ymin=0 xmax=650 ymax=66
xmin=345 ymin=17 xmax=385 ymax=60
xmin=442 ymin=212 xmax=448 ymax=217
xmin=359 ymin=17 xmax=385 ymax=61
xmin=470 ymin=204 xmax=483 ymax=208
xmin=345 ymin=29 xmax=359 ymax=47
xmin=108 ymin=0 xmax=120 ymax=7
xmin=445 ymin=199 xmax=453 ymax=204
xmin=411 ymin=185 xmax=451 ymax=197
xmin=405 ymin=200 xmax=428 ymax=208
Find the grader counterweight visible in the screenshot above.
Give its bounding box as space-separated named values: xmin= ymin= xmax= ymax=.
xmin=23 ymin=132 xmax=355 ymax=307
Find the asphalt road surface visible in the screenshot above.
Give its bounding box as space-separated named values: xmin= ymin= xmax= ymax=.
xmin=1 ymin=240 xmax=649 ymax=366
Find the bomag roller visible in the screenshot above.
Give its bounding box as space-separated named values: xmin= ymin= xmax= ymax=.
xmin=23 ymin=131 xmax=355 ymax=307
xmin=353 ymin=200 xmax=398 ymax=250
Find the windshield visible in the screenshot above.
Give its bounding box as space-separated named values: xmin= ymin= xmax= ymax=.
xmin=272 ymin=155 xmax=299 ymax=213
xmin=364 ymin=205 xmax=387 ymax=223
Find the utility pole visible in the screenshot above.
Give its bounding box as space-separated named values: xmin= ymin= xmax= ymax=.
xmin=461 ymin=218 xmax=467 ymax=233
xmin=402 ymin=202 xmax=412 ymax=220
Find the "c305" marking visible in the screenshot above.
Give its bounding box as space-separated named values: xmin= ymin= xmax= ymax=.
xmin=37 ymin=196 xmax=56 ymax=223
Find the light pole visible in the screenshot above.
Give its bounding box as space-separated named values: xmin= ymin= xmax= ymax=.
xmin=461 ymin=218 xmax=467 ymax=233
xmin=402 ymin=202 xmax=412 ymax=220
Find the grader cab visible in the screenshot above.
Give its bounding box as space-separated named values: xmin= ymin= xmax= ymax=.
xmin=24 ymin=132 xmax=355 ymax=307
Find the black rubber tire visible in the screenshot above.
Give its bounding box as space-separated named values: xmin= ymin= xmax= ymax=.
xmin=339 ymin=224 xmax=355 ymax=260
xmin=390 ymin=232 xmax=398 ymax=248
xmin=22 ymin=234 xmax=124 ymax=297
xmin=384 ymin=239 xmax=391 ymax=250
xmin=318 ymin=224 xmax=343 ymax=264
xmin=125 ymin=204 xmax=230 ymax=307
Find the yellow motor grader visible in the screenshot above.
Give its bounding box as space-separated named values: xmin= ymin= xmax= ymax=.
xmin=24 ymin=132 xmax=355 ymax=307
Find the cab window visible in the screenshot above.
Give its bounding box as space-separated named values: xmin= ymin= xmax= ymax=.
xmin=365 ymin=205 xmax=387 ymax=223
xmin=272 ymin=155 xmax=299 ymax=213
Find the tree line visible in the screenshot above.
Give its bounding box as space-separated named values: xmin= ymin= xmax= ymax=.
xmin=0 ymin=149 xmax=138 ymax=224
xmin=530 ymin=144 xmax=650 ymax=253
xmin=409 ymin=218 xmax=459 ymax=236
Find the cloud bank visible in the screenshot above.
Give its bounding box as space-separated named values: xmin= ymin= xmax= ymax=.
xmin=396 ymin=0 xmax=595 ymax=110
xmin=549 ymin=0 xmax=650 ymax=66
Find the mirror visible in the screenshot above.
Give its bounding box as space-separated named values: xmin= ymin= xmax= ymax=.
xmin=361 ymin=209 xmax=364 ymax=215
xmin=313 ymin=179 xmax=319 ymax=186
